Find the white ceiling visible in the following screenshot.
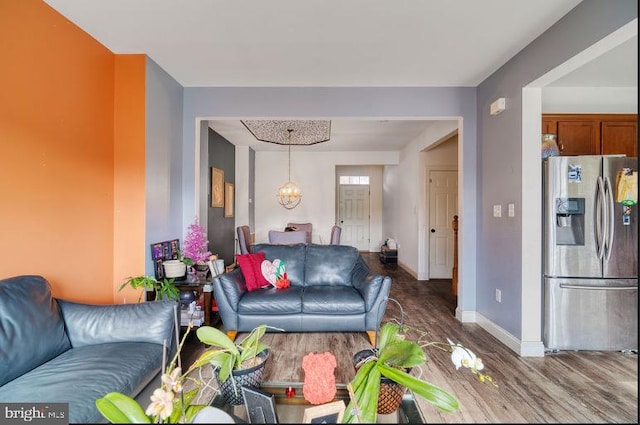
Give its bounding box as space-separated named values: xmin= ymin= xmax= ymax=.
xmin=43 ymin=0 xmax=636 ymax=151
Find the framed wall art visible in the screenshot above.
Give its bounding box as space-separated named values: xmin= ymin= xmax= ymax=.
xmin=224 ymin=182 xmax=234 ymax=218
xmin=211 ymin=168 xmax=224 ymax=208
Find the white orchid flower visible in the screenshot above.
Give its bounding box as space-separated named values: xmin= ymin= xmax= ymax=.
xmin=161 ymin=367 xmax=183 ymax=393
xmin=447 ymin=338 xmax=484 ymax=371
xmin=145 ymin=388 xmax=174 ymax=420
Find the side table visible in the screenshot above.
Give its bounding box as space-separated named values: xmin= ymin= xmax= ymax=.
xmin=146 ymin=283 xmax=215 ymax=326
xmin=379 ymin=246 xmax=398 ymax=264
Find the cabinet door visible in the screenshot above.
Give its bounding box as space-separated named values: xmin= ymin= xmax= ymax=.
xmin=556 ymin=120 xmax=599 ymax=155
xmin=542 ymin=118 xmax=557 ymax=135
xmin=601 ymin=120 xmax=637 ymax=156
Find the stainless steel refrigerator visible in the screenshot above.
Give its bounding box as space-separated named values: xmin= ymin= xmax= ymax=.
xmin=543 ymin=155 xmax=638 ymax=352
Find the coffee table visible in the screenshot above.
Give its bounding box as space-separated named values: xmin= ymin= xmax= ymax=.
xmin=209 ymin=380 xmax=425 ymax=424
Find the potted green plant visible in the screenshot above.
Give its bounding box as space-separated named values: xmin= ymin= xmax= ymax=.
xmin=95 ymin=323 xmax=277 ymax=423
xmin=192 ymin=324 xmax=281 ymax=405
xmin=119 ymin=275 xmax=180 ymax=302
xmin=343 ymin=321 xmax=496 ymax=423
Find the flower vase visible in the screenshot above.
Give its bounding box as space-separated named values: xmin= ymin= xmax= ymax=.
xmin=193 ymin=263 xmax=210 ymax=282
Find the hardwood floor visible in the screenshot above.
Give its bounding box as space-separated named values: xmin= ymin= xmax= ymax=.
xmin=181 ymin=253 xmax=638 ymax=423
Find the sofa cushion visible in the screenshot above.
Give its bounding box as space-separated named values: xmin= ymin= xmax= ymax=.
xmin=253 ymin=244 xmax=307 ymax=287
xmin=236 ymin=252 xmax=270 ymax=291
xmin=305 ymin=245 xmax=360 ymax=287
xmin=0 ymin=342 xmax=163 ymax=424
xmin=0 ymin=275 xmax=71 ymax=386
xmin=238 ymin=286 xmax=303 ymax=314
xmin=302 ymin=286 xmax=365 ymax=314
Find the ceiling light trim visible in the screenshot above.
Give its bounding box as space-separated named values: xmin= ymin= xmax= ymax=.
xmin=241 ymin=120 xmax=331 ymax=145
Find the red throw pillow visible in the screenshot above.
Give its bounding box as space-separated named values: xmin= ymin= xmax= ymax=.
xmin=236 ymin=252 xmax=270 ymax=291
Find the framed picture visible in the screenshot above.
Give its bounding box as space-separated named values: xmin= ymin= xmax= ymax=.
xmin=224 ymin=182 xmax=234 ymax=218
xmin=150 ymin=239 xmax=180 ymax=280
xmin=302 ymin=400 xmax=346 ymax=424
xmin=241 ymin=387 xmax=278 ymax=424
xmin=211 ymin=168 xmax=224 ymax=207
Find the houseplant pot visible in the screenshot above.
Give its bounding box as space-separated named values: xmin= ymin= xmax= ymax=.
xmin=214 ymin=349 xmax=270 ymax=405
xmin=344 ymin=322 xmax=459 ymax=423
xmin=194 ymin=324 xmax=278 ymax=406
xmin=164 ymin=259 xmax=187 ymax=278
xmin=353 ymin=348 xmax=408 ymax=414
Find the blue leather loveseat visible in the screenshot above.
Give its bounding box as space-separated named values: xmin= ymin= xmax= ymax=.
xmin=213 ymin=244 xmax=391 ymax=346
xmin=0 ymin=275 xmax=177 ymax=424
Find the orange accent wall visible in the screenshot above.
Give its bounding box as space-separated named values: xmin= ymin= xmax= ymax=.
xmin=0 ymin=0 xmax=147 ymax=304
xmin=114 ymin=56 xmax=147 ymax=304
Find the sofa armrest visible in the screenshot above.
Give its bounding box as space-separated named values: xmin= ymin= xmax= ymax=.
xmin=58 ymin=300 xmax=177 ymax=348
xmin=212 ymin=268 xmax=247 ymax=331
xmin=351 ymin=256 xmax=386 ymax=312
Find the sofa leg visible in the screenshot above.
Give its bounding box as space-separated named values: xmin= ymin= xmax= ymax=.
xmin=366 ymin=331 xmax=376 ymax=347
xmin=226 ymin=330 xmax=237 ymax=342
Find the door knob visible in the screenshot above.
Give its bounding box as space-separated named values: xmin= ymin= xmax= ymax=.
xmin=430 ymin=229 xmax=435 ymax=233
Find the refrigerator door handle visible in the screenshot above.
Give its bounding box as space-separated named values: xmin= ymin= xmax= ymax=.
xmin=603 ymin=176 xmax=615 ymax=261
xmin=559 ymin=283 xmax=637 ymax=291
xmin=595 ymin=176 xmax=606 ymax=259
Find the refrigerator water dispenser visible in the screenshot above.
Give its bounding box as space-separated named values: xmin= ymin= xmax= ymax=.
xmin=555 ymin=198 xmax=585 ymax=245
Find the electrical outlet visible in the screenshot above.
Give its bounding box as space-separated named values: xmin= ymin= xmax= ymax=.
xmin=495 ymin=289 xmax=502 ymax=303
xmin=493 ymin=205 xmax=502 ymax=217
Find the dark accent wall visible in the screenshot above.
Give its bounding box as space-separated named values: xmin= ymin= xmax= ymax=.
xmin=207 ymin=128 xmax=235 ymax=267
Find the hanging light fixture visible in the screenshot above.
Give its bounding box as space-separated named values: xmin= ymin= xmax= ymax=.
xmin=277 ymin=129 xmax=302 ymax=209
xmin=240 ymin=120 xmax=331 ymax=210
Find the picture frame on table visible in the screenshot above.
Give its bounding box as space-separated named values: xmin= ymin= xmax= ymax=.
xmin=241 ymin=387 xmax=278 ymax=424
xmin=150 ymin=239 xmax=180 ymax=280
xmin=302 ymin=400 xmax=346 ymax=423
xmin=211 ymin=168 xmax=224 ymax=208
xmin=224 ymin=182 xmax=234 ymax=218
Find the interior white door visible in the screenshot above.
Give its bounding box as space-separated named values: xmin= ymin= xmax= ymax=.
xmin=338 ymin=185 xmax=370 ymax=251
xmin=428 ymin=170 xmax=458 ymax=278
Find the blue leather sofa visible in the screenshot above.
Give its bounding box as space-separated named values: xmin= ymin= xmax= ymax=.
xmin=213 ymin=244 xmax=391 ymax=346
xmin=0 ymin=275 xmax=177 ymax=424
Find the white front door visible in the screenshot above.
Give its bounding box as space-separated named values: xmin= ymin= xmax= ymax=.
xmin=428 ymin=170 xmax=458 ymax=278
xmin=338 ymin=185 xmax=370 ymax=251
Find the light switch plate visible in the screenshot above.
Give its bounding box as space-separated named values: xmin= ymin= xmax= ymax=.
xmin=493 ymin=205 xmax=502 ymax=217
xmin=508 ymin=203 xmax=515 ymax=217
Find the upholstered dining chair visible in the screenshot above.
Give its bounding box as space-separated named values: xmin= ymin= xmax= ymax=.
xmin=286 ymin=222 xmax=312 ymax=244
xmin=268 ymin=230 xmax=307 ymax=245
xmin=237 ymin=225 xmax=253 ymax=254
xmin=330 ymin=225 xmax=342 ymax=245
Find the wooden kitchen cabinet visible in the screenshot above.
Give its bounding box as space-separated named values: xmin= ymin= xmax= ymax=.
xmin=542 ymin=113 xmax=637 ymax=156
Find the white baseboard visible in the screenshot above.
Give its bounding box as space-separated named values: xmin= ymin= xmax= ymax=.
xmin=455 ymin=308 xmax=545 ymax=357
xmin=398 ymin=261 xmax=418 ymax=279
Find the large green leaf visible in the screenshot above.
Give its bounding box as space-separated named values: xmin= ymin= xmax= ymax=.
xmin=343 ymin=362 xmax=381 ymax=424
xmin=196 ymin=326 xmax=239 ymax=355
xmin=378 ymin=340 xmax=426 ymax=368
xmin=95 ymin=392 xmax=151 ymax=424
xmin=377 ymin=322 xmax=402 ymax=351
xmin=378 ymin=363 xmax=459 ymax=413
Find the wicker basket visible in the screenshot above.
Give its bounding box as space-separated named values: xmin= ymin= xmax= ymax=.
xmin=352 ymin=349 xmax=407 ymax=414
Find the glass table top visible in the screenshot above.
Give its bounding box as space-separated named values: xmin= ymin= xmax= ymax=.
xmin=209 ymin=380 xmax=425 ymax=424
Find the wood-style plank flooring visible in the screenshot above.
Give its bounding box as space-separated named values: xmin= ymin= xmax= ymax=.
xmin=182 ymin=253 xmax=638 ymax=423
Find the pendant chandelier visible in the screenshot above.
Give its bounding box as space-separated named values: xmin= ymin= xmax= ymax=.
xmin=277 ymin=129 xmax=301 ymax=209
xmin=241 ymin=120 xmax=331 ymax=210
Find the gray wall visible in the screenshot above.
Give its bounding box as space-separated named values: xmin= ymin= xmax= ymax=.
xmin=476 ymin=0 xmax=637 ymax=342
xmin=207 ymin=128 xmax=236 ymax=267
xmin=144 ymin=57 xmax=184 ymax=275
xmin=182 ymin=87 xmax=478 ymax=314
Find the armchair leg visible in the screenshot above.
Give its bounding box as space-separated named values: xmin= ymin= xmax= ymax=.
xmin=226 ymin=330 xmax=237 ymax=342
xmin=366 ymin=331 xmax=376 ymax=347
